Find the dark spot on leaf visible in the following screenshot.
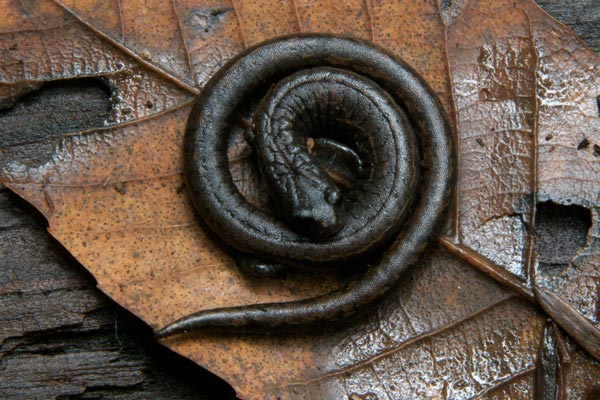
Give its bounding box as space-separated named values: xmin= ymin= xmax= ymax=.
xmin=476 ymin=137 xmax=485 ymax=147
xmin=535 ymin=201 xmax=591 ymax=268
xmin=0 ymin=78 xmax=112 ymax=168
xmin=578 ymin=137 xmax=590 ymax=149
xmin=545 ymin=134 xmax=553 ymax=141
xmin=113 ymin=182 xmax=127 ymax=195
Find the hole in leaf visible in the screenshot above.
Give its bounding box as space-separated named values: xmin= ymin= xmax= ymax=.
xmin=0 ymin=78 xmax=112 ymax=167
xmin=534 ymin=201 xmax=592 ymax=267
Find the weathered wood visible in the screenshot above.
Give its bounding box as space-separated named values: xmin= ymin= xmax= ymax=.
xmin=0 ymin=2 xmax=597 ymax=399
xmin=536 ymin=0 xmax=600 ymax=53
xmin=0 ymin=76 xmax=235 ymax=399
xmin=0 ymin=191 xmax=236 ymax=399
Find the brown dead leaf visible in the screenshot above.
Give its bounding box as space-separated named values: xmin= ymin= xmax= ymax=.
xmin=1 ymin=0 xmax=599 ymax=398
xmin=447 ymin=0 xmax=600 ymax=338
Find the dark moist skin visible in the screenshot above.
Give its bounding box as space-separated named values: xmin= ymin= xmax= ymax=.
xmin=156 ymin=34 xmax=455 ymax=337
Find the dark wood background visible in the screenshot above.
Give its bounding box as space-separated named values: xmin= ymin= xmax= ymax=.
xmin=1 ymin=1 xmax=598 ymax=399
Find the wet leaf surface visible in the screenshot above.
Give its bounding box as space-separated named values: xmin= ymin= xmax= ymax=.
xmin=1 ymin=0 xmax=599 ymax=398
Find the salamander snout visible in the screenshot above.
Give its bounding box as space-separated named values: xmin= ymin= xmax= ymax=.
xmin=289 ymin=195 xmax=342 ymax=239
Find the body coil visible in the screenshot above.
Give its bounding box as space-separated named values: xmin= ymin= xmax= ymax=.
xmin=156 ymin=34 xmax=455 ymax=337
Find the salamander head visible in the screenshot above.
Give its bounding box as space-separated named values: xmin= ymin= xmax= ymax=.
xmin=288 ymin=186 xmax=342 ymax=240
